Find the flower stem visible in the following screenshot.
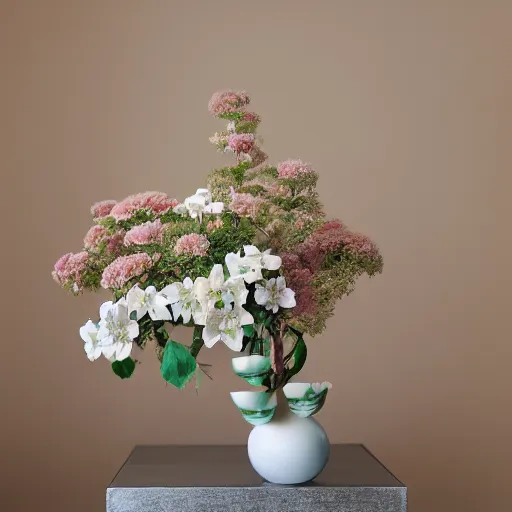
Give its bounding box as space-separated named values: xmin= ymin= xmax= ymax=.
xmin=190 ymin=326 xmax=204 ymax=359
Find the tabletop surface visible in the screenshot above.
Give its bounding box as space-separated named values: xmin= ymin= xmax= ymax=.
xmin=109 ymin=444 xmax=404 ymax=488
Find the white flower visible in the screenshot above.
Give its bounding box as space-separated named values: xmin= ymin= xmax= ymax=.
xmin=79 ymin=320 xmax=101 ymax=361
xmin=225 ymin=245 xmax=282 ymax=284
xmin=311 ymin=382 xmax=332 ymax=394
xmin=202 ymin=303 xmax=254 ymax=351
xmin=204 ymin=202 xmax=224 ymax=214
xmin=227 ymin=121 xmax=236 ymax=133
xmin=126 ymin=285 xmax=172 ymax=321
xmin=181 ymin=188 xmax=222 ymax=221
xmin=195 ymin=188 xmax=212 ymax=203
xmin=97 ymin=300 xmax=139 ymax=362
xmin=254 ymin=276 xmax=296 ymax=313
xmin=184 ymin=193 xmax=207 ymax=221
xmin=173 ymin=203 xmax=187 ymax=215
xmin=161 ymin=277 xmax=206 ymax=325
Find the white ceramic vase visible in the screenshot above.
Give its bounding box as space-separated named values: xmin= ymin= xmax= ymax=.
xmin=246 ymin=389 xmax=330 ymax=484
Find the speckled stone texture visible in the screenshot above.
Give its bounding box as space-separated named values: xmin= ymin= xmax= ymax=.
xmin=107 ymin=445 xmax=406 ymax=512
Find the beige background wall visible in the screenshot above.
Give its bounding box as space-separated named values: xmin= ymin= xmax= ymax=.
xmin=2 ymin=1 xmax=511 ymax=511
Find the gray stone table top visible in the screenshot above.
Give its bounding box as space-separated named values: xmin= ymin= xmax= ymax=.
xmin=107 ymin=444 xmax=407 ymax=512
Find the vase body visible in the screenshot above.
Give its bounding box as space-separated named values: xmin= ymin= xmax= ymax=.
xmin=247 ymin=390 xmax=330 ymax=484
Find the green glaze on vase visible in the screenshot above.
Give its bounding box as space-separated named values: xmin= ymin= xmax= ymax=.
xmin=230 ymin=390 xmax=277 ymax=426
xmin=283 ymin=382 xmax=332 ymax=418
xmin=232 ymin=355 xmax=271 ymax=386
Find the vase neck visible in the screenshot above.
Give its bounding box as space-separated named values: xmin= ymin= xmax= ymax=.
xmin=272 ymin=388 xmax=294 ymax=421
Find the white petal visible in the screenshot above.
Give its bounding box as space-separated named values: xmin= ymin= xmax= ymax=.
xmin=209 ymin=264 xmax=225 ymax=290
xmin=101 ymin=343 xmax=116 ymax=360
xmin=222 ymin=329 xmax=243 ymax=351
xmin=116 ymin=342 xmax=132 ymax=361
xmin=238 ymin=308 xmax=254 ymax=326
xmin=135 ymin=305 xmax=148 ymax=321
xmin=99 ymin=301 xmax=113 ymax=320
xmin=194 ymin=277 xmax=209 ymax=303
xmin=92 ymin=345 xmax=103 ymax=361
xmin=242 ymin=266 xmax=262 ymax=284
xmin=204 ymin=202 xmax=224 ymax=214
xmin=160 ymin=283 xmax=181 ymax=303
xmin=262 ymin=253 xmax=282 ymax=270
xmin=149 ymin=304 xmax=172 ymax=321
xmin=254 ymin=286 xmax=270 ymax=306
xmin=171 ymin=302 xmax=182 ymax=321
xmin=126 ymin=321 xmax=139 ymax=340
xmin=243 ymin=245 xmax=261 ymax=257
xmin=278 ymin=288 xmax=296 ymax=309
xmin=225 ymin=253 xmax=241 ymax=278
xmin=181 ymin=306 xmax=192 ymax=324
xmin=173 ymin=203 xmax=187 ymax=214
xmin=183 ymin=277 xmax=194 ymax=290
xmin=96 ymin=325 xmax=110 ymax=341
xmin=202 ymin=327 xmax=220 ymax=348
xmin=79 ymin=320 xmax=96 ymax=343
xmin=192 ymin=307 xmax=206 ymax=326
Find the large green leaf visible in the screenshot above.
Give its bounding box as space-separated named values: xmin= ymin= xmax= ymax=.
xmin=284 ymin=334 xmax=307 ymax=382
xmin=160 ymin=340 xmax=197 ymax=389
xmin=112 ymin=357 xmax=136 ymax=379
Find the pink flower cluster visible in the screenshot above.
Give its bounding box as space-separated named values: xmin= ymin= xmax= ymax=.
xmin=52 ymin=251 xmax=89 ymax=289
xmin=110 ymin=192 xmax=179 ymax=221
xmin=207 ymin=218 xmax=224 ymax=231
xmin=208 ymin=90 xmax=250 ymax=116
xmin=280 ymin=253 xmax=317 ymax=317
xmin=84 ymin=225 xmax=125 ymax=254
xmin=230 ymin=193 xmax=263 ymax=219
xmin=277 ymin=159 xmax=314 ymax=179
xmin=241 ymin=112 xmax=260 ymax=123
xmin=100 ymin=253 xmax=153 ymax=289
xmin=84 ymin=225 xmax=108 ymax=251
xmin=228 ymin=133 xmax=255 ymax=154
xmin=91 ymin=200 xmax=117 ymax=219
xmin=124 ymin=219 xmax=163 ymax=246
xmin=299 ymin=220 xmax=379 ymax=270
xmin=174 ymin=233 xmax=210 ymax=257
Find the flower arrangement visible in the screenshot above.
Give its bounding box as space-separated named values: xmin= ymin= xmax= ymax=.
xmin=52 ymin=90 xmax=383 ymax=392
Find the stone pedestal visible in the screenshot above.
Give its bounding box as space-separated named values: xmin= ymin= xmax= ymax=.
xmin=107 ymin=444 xmax=406 ymax=512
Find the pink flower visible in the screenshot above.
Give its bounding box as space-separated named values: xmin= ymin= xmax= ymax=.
xmin=208 ymin=90 xmax=250 ymax=116
xmin=281 ymin=253 xmax=317 ymax=317
xmin=174 ymin=234 xmax=210 ymax=257
xmin=230 ymin=193 xmax=263 ymax=219
xmin=277 ymin=159 xmax=314 ymax=179
xmin=84 ymin=225 xmax=108 ymax=251
xmin=340 ymin=231 xmax=380 ymax=259
xmin=105 ymin=231 xmax=125 ymax=255
xmin=228 ymin=133 xmax=255 ymax=154
xmin=110 ymin=192 xmax=179 ymax=221
xmin=90 ymin=200 xmax=117 ymax=219
xmin=241 ymin=112 xmax=260 ymax=123
xmin=124 ymin=219 xmax=163 ymax=246
xmin=207 ymin=218 xmax=224 ymax=231
xmin=84 ymin=225 xmax=124 ymax=254
xmin=52 ymin=251 xmax=89 ymax=289
xmin=100 ymin=253 xmax=153 ymax=289
xmin=299 ymin=221 xmax=347 ymax=271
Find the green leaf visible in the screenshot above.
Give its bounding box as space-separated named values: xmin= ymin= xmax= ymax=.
xmin=285 ymin=334 xmax=307 ymax=382
xmin=243 ymin=324 xmax=254 ymax=338
xmin=160 ymin=340 xmax=197 ymax=389
xmin=112 ymin=358 xmax=136 ymax=379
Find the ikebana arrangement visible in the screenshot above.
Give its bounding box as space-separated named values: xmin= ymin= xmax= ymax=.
xmin=52 ymin=90 xmax=383 ymax=484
